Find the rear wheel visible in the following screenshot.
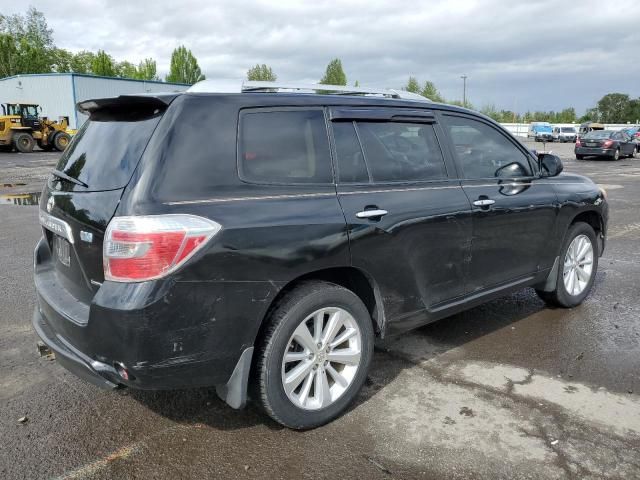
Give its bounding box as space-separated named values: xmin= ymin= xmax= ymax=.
xmin=254 ymin=281 xmax=374 ymax=429
xmin=576 ymin=154 xmax=584 ymax=160
xmin=612 ymin=148 xmax=620 ymax=161
xmin=14 ymin=132 xmax=34 ymax=153
xmin=53 ymin=132 xmax=71 ymax=151
xmin=536 ymin=222 xmax=598 ymax=308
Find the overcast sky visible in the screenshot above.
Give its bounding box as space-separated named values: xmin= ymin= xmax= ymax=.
xmin=6 ymin=1 xmax=640 ymax=113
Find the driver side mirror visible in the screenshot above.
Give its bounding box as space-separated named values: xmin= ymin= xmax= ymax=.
xmin=538 ymin=153 xmax=563 ymax=177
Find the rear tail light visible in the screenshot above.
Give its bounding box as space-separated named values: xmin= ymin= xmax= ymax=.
xmin=575 ymin=138 xmax=581 ymax=147
xmin=602 ymin=140 xmax=614 ymax=148
xmin=104 ymin=214 xmax=221 ymax=282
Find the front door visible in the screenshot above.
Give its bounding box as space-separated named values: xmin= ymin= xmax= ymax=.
xmin=439 ymin=113 xmax=559 ymax=293
xmin=329 ymin=107 xmax=472 ymax=327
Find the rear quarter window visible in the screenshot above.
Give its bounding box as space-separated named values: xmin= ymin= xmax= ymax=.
xmin=238 ymin=109 xmax=332 ymax=184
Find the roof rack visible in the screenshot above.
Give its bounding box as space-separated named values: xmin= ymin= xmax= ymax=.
xmin=241 ymin=81 xmax=431 ymax=101
xmin=186 ymin=79 xmax=431 ymax=102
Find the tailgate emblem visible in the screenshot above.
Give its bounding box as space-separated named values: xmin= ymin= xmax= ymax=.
xmin=46 ymin=196 xmax=54 ymax=213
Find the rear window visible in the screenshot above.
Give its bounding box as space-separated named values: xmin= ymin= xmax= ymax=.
xmin=54 ymin=115 xmax=161 ymax=191
xmin=561 ymin=127 xmax=576 ymax=133
xmin=584 ymin=131 xmax=612 ymax=139
xmin=238 ymin=109 xmax=332 ymax=184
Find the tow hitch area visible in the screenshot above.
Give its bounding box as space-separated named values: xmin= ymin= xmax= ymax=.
xmin=37 ymin=341 xmax=54 ymax=359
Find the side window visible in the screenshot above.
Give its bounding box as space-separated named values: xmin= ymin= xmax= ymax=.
xmin=443 ymin=115 xmax=533 ymax=179
xmin=333 ymin=122 xmax=368 ymax=183
xmin=355 ymin=122 xmax=447 ymax=182
xmin=238 ymin=109 xmax=332 ymax=184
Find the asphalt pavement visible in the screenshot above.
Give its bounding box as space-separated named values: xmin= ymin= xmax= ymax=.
xmin=1 ymin=143 xmax=639 ymax=479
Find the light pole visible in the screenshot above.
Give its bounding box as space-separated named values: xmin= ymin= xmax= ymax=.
xmin=460 ymin=75 xmax=467 ymax=107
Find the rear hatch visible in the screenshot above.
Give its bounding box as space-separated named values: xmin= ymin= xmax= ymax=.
xmin=38 ymin=95 xmax=172 ymax=306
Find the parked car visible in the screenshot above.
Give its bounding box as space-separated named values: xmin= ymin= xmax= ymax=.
xmin=32 ymin=81 xmax=608 ymax=429
xmin=552 ymin=126 xmax=577 ymax=143
xmin=575 ymin=130 xmax=637 ymax=160
xmin=622 ymin=127 xmax=640 ymax=147
xmin=528 ymin=122 xmax=553 ymax=142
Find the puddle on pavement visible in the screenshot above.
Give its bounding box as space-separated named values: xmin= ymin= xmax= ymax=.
xmin=0 ymin=192 xmax=41 ymax=206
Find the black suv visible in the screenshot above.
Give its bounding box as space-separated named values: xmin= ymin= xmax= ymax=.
xmin=33 ymin=82 xmax=608 ymax=429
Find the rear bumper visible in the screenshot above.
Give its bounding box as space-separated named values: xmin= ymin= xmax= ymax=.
xmin=575 ymin=147 xmax=615 ymax=157
xmin=32 ymin=236 xmax=280 ymax=392
xmin=32 ymin=307 xmax=120 ymax=390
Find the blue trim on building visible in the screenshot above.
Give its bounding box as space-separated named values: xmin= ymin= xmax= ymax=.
xmin=70 ymin=74 xmax=78 ymax=128
xmin=0 ymin=73 xmax=190 ymax=87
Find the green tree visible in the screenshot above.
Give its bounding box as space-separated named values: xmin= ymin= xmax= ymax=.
xmin=597 ymin=93 xmax=630 ymax=123
xmin=117 ymin=60 xmax=138 ymax=79
xmin=319 ymin=58 xmax=347 ymax=85
xmin=166 ymin=45 xmax=205 ymax=84
xmin=136 ymin=58 xmax=159 ymax=81
xmin=50 ymin=48 xmax=73 ymax=72
xmin=421 ymin=81 xmax=444 ymax=102
xmin=625 ymin=99 xmax=640 ymax=124
xmin=354 ymin=80 xmax=360 ymax=87
xmin=91 ymin=50 xmax=116 ymax=76
xmin=404 ymin=76 xmax=421 ymax=94
xmin=70 ymin=51 xmax=96 ymax=74
xmin=0 ymin=34 xmax=18 ymax=77
xmin=0 ymin=7 xmax=55 ymax=75
xmin=247 ymin=63 xmax=277 ymax=81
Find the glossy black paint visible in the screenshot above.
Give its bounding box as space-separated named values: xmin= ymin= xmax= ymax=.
xmin=33 ymin=92 xmax=609 ymax=396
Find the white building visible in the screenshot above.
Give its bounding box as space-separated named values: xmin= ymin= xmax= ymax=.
xmin=0 ymin=73 xmax=190 ymax=129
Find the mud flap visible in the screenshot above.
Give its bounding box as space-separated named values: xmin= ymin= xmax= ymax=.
xmin=537 ymin=256 xmax=559 ymax=292
xmin=215 ymin=347 xmax=253 ymax=409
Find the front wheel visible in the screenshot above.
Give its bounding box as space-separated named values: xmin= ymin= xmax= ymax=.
xmin=53 ymin=132 xmax=71 ymax=151
xmin=536 ymin=222 xmax=598 ymax=308
xmin=254 ymin=281 xmax=374 ymax=429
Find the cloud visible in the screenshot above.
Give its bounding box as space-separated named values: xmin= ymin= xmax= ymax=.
xmin=6 ymin=0 xmax=640 ymax=113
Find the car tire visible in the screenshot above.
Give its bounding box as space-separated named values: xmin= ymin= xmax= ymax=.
xmin=14 ymin=132 xmax=35 ymax=153
xmin=253 ymin=281 xmax=374 ymax=429
xmin=576 ymin=154 xmax=584 ymax=160
xmin=612 ymin=148 xmax=620 ymax=161
xmin=536 ymin=222 xmax=598 ymax=308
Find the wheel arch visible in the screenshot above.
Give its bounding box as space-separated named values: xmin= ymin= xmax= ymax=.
xmin=256 ymin=266 xmax=386 ymax=346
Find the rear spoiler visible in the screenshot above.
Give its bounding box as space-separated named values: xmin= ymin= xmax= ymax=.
xmin=76 ymin=94 xmax=179 ymax=119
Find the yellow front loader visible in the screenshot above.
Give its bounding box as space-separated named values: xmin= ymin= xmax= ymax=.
xmin=0 ymin=103 xmax=75 ymax=153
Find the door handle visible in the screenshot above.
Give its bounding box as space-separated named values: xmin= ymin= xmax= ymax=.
xmin=356 ymin=209 xmax=388 ymax=219
xmin=472 ymin=199 xmax=495 ymax=207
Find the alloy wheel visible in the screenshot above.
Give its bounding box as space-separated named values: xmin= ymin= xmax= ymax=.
xmin=563 ymin=234 xmax=594 ymax=296
xmin=281 ymin=307 xmax=362 ymax=410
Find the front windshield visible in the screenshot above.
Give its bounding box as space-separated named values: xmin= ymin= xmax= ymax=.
xmin=584 ymin=131 xmax=613 ymax=139
xmin=21 ymin=105 xmax=38 ymax=118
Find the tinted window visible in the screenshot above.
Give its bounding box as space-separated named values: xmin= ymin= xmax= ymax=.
xmin=54 ymin=116 xmax=161 ymax=191
xmin=356 ymin=122 xmax=447 ymax=182
xmin=444 ymin=116 xmax=532 ymax=179
xmin=239 ymin=110 xmax=331 ymax=184
xmin=333 ymin=122 xmax=368 ymax=183
xmin=584 ymin=131 xmax=613 ymax=139
xmin=561 ymin=127 xmax=576 ymax=133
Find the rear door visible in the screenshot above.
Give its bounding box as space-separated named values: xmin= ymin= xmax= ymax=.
xmin=39 ymin=97 xmax=167 ymax=303
xmin=329 ymin=107 xmax=472 ymax=326
xmin=438 ymin=113 xmax=558 ymax=293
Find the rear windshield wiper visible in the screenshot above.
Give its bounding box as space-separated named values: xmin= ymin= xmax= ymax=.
xmin=51 ymin=169 xmax=89 ymax=188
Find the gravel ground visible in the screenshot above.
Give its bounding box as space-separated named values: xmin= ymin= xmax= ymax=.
xmin=1 ymin=141 xmax=639 ymax=479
